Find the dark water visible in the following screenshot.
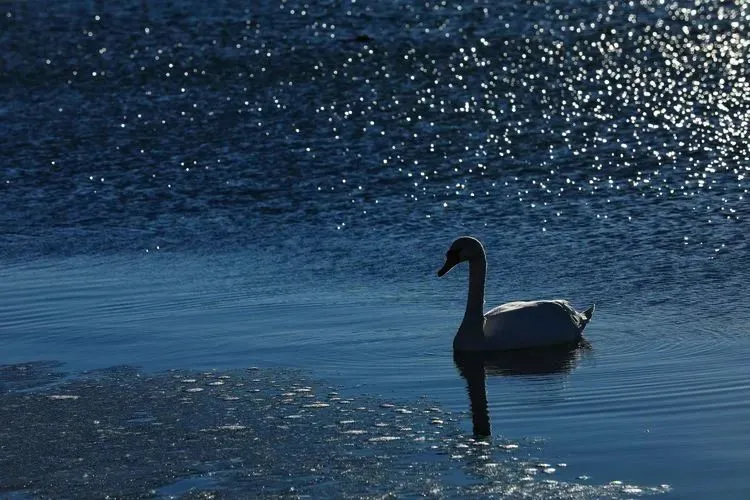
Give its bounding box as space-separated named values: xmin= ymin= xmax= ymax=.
xmin=2 ymin=0 xmax=749 ymax=497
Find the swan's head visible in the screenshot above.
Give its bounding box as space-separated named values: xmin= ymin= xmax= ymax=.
xmin=437 ymin=236 xmax=484 ymax=277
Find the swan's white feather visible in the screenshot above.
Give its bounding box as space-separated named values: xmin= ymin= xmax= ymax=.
xmin=482 ymin=300 xmax=590 ymax=350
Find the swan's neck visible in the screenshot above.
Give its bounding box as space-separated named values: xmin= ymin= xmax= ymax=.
xmin=456 ymin=255 xmax=486 ymax=345
xmin=464 ymin=256 xmax=486 ymax=321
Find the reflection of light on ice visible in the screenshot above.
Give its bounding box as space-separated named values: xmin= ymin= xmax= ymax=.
xmin=1 ymin=362 xmax=669 ymax=498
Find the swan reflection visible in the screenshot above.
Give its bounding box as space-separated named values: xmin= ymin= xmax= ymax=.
xmin=453 ymin=342 xmax=588 ymax=437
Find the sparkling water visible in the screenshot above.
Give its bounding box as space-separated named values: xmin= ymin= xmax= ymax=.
xmin=2 ymin=0 xmax=749 ymax=497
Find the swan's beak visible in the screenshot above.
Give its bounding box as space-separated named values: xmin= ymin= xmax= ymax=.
xmin=437 ymin=251 xmax=460 ymax=277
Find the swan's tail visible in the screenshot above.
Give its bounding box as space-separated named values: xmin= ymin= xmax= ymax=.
xmin=581 ymin=304 xmax=595 ymax=323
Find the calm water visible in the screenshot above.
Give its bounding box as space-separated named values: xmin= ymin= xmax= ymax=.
xmin=2 ymin=0 xmax=750 ymax=497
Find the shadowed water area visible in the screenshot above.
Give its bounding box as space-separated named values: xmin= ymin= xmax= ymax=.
xmin=2 ymin=0 xmax=749 ymax=497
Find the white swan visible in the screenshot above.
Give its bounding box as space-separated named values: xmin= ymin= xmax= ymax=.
xmin=437 ymin=236 xmax=595 ymax=351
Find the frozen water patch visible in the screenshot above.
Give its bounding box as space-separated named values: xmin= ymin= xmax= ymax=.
xmin=0 ymin=362 xmax=669 ymax=498
xmin=0 ymin=361 xmax=68 ymax=393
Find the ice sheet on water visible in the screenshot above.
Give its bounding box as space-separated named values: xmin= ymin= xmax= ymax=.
xmin=0 ymin=361 xmax=67 ymax=393
xmin=0 ymin=362 xmax=669 ymax=498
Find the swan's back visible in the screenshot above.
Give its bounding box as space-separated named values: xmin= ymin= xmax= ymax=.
xmin=482 ymin=300 xmax=591 ymax=350
xmin=486 ymin=299 xmax=581 ymax=318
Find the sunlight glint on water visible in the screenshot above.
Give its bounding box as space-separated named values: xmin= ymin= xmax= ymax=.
xmin=1 ymin=0 xmax=750 ymax=497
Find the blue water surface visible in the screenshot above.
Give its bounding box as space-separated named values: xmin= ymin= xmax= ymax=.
xmin=2 ymin=0 xmax=749 ymax=497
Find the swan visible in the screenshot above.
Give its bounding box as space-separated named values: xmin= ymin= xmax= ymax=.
xmin=437 ymin=236 xmax=595 ymax=351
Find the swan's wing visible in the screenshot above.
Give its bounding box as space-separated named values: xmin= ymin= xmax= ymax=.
xmin=485 ymin=300 xmax=590 ymax=328
xmin=485 ymin=299 xmax=571 ymax=317
xmin=546 ymin=300 xmax=595 ymax=327
xmin=481 ymin=300 xmax=578 ymax=349
xmin=485 ymin=300 xmax=540 ymax=316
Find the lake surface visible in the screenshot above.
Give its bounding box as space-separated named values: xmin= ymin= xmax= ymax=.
xmin=2 ymin=0 xmax=749 ymax=497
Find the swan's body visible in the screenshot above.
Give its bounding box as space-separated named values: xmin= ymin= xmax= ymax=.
xmin=438 ymin=236 xmax=594 ymax=351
